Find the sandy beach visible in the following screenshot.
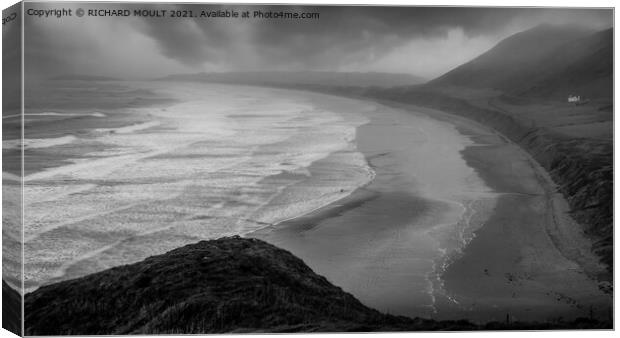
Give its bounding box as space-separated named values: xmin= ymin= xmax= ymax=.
xmin=439 ymin=124 xmax=612 ymax=322
xmin=252 ymin=95 xmax=612 ymax=322
xmin=252 ymin=94 xmax=496 ymax=318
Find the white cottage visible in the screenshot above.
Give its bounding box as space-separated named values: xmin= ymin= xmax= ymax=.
xmin=568 ymin=94 xmax=581 ymax=103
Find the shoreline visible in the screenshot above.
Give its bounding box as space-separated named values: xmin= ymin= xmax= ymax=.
xmin=250 ymin=88 xmax=611 ymax=322
xmin=375 ymin=100 xmax=612 ymax=320
xmin=279 ymin=88 xmax=610 ymax=283
xmin=251 ymin=93 xmax=494 ymax=319
xmin=376 ymin=99 xmax=610 ymax=281
xmin=191 ymin=82 xmax=611 ymax=277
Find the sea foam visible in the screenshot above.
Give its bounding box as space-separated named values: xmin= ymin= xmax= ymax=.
xmin=22 ymin=82 xmax=373 ymax=291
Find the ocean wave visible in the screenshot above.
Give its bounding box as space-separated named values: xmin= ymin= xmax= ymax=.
xmin=93 ymin=121 xmax=161 ymax=134
xmin=3 ymin=135 xmax=78 ymax=150
xmin=3 ymin=111 xmax=106 ymax=120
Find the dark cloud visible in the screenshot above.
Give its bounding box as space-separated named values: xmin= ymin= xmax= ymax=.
xmin=134 ymin=5 xmax=615 ymax=72
xmin=23 ymin=3 xmax=613 ymax=78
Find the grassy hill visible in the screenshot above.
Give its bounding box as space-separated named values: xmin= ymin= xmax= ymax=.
xmin=23 ymin=237 xmax=610 ymax=334
xmin=517 ymin=28 xmax=612 ymax=99
xmin=430 ymin=24 xmax=611 ymax=101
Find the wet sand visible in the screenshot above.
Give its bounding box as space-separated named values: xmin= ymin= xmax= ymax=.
xmin=251 ymin=95 xmax=612 ymax=322
xmin=252 ymin=96 xmax=493 ymax=318
xmin=438 ymin=131 xmax=612 ymax=322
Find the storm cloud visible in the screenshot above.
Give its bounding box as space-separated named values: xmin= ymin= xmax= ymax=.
xmin=23 ymin=3 xmax=613 ymax=80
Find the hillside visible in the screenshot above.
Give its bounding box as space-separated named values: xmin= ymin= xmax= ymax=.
xmin=23 ymin=237 xmax=609 ymax=334
xmin=517 ymin=28 xmax=613 ymax=99
xmin=430 ymin=24 xmax=611 ymax=100
xmin=161 ymin=71 xmax=426 ymax=88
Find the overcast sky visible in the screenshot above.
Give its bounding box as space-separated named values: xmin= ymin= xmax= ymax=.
xmin=23 ymin=4 xmax=612 ymax=80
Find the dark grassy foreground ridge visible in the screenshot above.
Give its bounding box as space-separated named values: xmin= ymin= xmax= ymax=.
xmin=23 ymin=237 xmax=432 ymax=334
xmin=24 ymin=237 xmax=610 ymax=334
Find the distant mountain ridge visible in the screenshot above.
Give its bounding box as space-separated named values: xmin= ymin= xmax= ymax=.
xmin=430 ymin=24 xmax=612 ymax=100
xmin=161 ymin=71 xmax=426 ymax=88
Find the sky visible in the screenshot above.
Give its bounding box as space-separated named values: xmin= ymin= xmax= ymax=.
xmin=22 ymin=3 xmax=613 ymax=80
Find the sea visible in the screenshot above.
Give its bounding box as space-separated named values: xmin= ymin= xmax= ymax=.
xmin=13 ymin=81 xmax=377 ymax=291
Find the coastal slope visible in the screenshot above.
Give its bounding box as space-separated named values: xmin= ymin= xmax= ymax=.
xmin=429 ymin=24 xmax=612 ymax=99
